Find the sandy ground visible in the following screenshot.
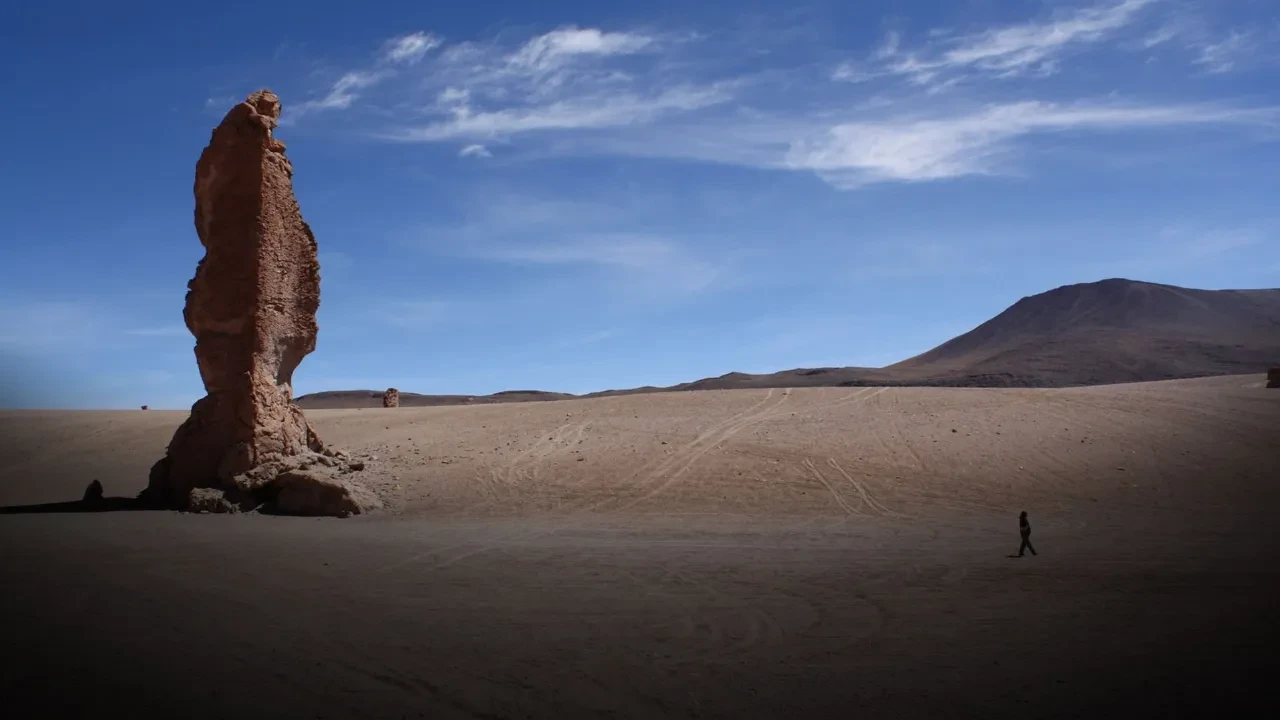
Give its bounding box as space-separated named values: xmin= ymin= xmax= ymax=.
xmin=2 ymin=375 xmax=1278 ymax=718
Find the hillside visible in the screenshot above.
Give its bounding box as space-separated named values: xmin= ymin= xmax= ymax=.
xmin=884 ymin=278 xmax=1280 ymax=383
xmin=295 ymin=278 xmax=1280 ymax=407
xmin=296 ymin=389 xmax=574 ymax=410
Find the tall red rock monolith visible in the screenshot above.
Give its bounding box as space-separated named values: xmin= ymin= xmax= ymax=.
xmin=383 ymin=388 xmax=400 ymax=408
xmin=143 ymin=90 xmax=379 ymax=517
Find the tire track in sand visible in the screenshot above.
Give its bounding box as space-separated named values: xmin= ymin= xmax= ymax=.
xmin=801 ymin=458 xmax=863 ymax=517
xmin=480 ymin=421 xmax=587 ymax=496
xmin=378 ymin=387 xmax=886 ymax=574
xmin=378 ymin=389 xmax=788 ymax=574
xmin=826 ymin=457 xmax=897 ymax=517
xmin=616 ymin=389 xmax=794 ymax=510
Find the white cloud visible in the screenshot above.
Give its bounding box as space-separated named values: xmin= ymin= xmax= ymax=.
xmin=381 ymin=31 xmax=442 ymax=65
xmin=298 ymin=70 xmax=387 ymax=114
xmin=784 ymin=101 xmax=1279 ymax=186
xmin=390 ymin=84 xmax=732 ymax=141
xmin=439 ymin=87 xmax=470 ymax=105
xmin=509 ymin=27 xmax=654 ymax=72
xmin=840 ymin=0 xmax=1157 ymax=85
xmin=874 ymin=31 xmax=901 ymax=61
xmin=285 ymin=17 xmax=1280 ymax=191
xmin=1142 ymin=24 xmax=1180 ymax=49
xmin=295 ymin=25 xmax=701 ymax=141
xmin=291 ymin=31 xmax=442 ymax=118
xmin=1193 ymin=30 xmax=1257 ymax=74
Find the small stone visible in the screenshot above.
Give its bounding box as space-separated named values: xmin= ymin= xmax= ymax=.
xmin=187 ymin=487 xmax=240 ymax=514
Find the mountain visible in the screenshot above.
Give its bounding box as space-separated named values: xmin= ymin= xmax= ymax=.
xmin=295 ymin=278 xmax=1280 ymax=408
xmin=885 ymin=278 xmax=1280 ymax=386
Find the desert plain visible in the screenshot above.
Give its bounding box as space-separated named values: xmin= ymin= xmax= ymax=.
xmin=2 ymin=374 xmax=1278 ymax=718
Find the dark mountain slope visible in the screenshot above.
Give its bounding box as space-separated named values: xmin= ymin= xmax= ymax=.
xmin=886 ymin=279 xmax=1280 ymax=386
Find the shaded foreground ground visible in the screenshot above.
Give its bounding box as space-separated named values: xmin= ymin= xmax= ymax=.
xmin=2 ymin=376 xmax=1278 ymax=718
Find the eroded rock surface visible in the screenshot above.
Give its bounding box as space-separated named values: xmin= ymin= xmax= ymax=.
xmin=1268 ymin=367 xmax=1280 ymax=389
xmin=383 ymin=388 xmax=400 ymax=408
xmin=143 ymin=90 xmax=375 ymax=517
xmin=275 ymin=468 xmax=384 ymax=518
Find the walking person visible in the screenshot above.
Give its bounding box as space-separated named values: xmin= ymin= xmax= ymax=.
xmin=1017 ymin=510 xmax=1037 ymax=557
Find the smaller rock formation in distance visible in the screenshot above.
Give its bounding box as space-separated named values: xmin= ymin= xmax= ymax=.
xmin=142 ymin=90 xmax=379 ymax=518
xmin=1268 ymin=367 xmax=1280 ymax=389
xmin=383 ymin=388 xmax=400 ymax=408
xmin=82 ymin=479 xmax=104 ymax=507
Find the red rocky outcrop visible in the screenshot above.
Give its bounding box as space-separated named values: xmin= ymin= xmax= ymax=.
xmin=143 ymin=90 xmax=378 ymax=517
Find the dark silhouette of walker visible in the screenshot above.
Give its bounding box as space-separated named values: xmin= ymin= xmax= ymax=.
xmin=1017 ymin=510 xmax=1037 ymax=557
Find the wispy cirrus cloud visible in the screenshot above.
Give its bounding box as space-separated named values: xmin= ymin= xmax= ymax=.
xmin=380 ymin=31 xmax=442 ymax=65
xmin=284 ymin=8 xmax=1279 ymax=190
xmin=1192 ymin=30 xmax=1260 ymax=74
xmin=459 ymin=143 xmax=492 ymax=158
xmin=784 ymin=100 xmax=1279 ymax=186
xmin=389 ymin=84 xmax=733 ymax=142
xmin=402 ymin=189 xmax=733 ymax=301
xmin=296 ymin=70 xmax=388 ymax=114
xmin=1138 ymin=2 xmax=1277 ymax=75
xmin=507 ymin=27 xmax=654 ymax=72
xmin=293 ymin=24 xmax=730 ymax=143
xmin=836 ymin=0 xmax=1158 ymax=86
xmin=291 ymin=30 xmax=442 ymax=117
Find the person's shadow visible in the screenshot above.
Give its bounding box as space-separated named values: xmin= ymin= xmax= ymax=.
xmin=0 ymin=480 xmax=160 ymax=515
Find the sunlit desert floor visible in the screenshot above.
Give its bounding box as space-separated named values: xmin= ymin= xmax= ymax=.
xmin=2 ymin=375 xmax=1277 ymax=718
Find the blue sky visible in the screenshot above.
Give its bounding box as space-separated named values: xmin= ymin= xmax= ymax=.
xmin=2 ymin=0 xmax=1278 ymax=409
